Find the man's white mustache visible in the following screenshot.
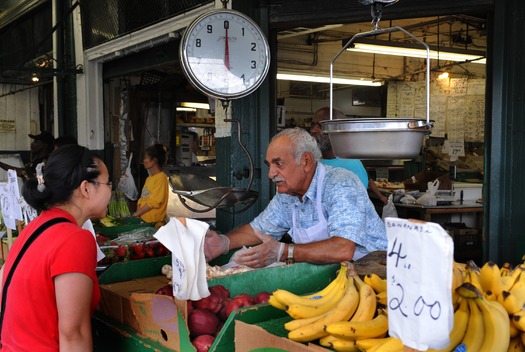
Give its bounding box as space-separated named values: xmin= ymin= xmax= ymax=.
xmin=272 ymin=176 xmax=285 ymax=183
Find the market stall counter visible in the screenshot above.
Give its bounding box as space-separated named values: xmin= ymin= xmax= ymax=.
xmin=92 ymin=255 xmax=343 ymax=351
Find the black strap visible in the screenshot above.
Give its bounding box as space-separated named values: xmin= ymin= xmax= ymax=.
xmin=0 ymin=217 xmax=70 ymax=341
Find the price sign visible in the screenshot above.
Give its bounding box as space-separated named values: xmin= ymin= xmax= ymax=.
xmin=385 ymin=218 xmax=454 ymax=351
xmin=448 ymin=141 xmax=465 ymax=158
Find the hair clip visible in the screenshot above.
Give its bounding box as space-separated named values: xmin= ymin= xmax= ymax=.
xmin=36 ymin=162 xmax=46 ymax=192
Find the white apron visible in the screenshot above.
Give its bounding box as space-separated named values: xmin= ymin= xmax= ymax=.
xmin=290 ymin=163 xmax=368 ymax=260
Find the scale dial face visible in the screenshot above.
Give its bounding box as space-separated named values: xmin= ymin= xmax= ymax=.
xmin=180 ymin=9 xmax=270 ymax=100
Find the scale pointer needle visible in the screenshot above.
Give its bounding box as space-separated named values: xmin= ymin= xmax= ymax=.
xmin=224 ymin=21 xmax=230 ymax=70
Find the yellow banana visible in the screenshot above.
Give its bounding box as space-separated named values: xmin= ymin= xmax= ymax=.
xmin=500 ymin=263 xmax=511 ymax=277
xmin=285 ymin=274 xmax=348 ymax=319
xmin=330 ymin=338 xmax=359 ymax=352
xmin=287 ymin=273 xmax=360 ymax=343
xmin=513 ymin=310 xmax=525 ymax=332
xmin=459 ymin=299 xmax=484 ymax=351
xmin=373 ymin=336 xmax=404 ymax=352
xmin=318 ymin=334 xmax=339 ymax=348
xmin=498 ymin=285 xmax=525 ymax=314
xmin=511 ymin=318 xmax=522 ymax=338
xmin=428 ymin=298 xmax=469 ymax=352
xmin=325 ymin=311 xmax=388 ymax=340
xmin=502 ymin=265 xmax=523 ymax=292
xmin=476 ymin=295 xmax=510 ymax=352
xmin=465 ymin=260 xmax=483 ymax=292
xmin=521 ymin=331 xmax=525 ymax=347
xmin=350 ymin=275 xmax=377 ymax=322
xmin=364 ymin=273 xmax=387 ymax=293
xmin=355 ymin=337 xmax=393 ymax=351
xmin=480 ymin=261 xmax=503 ymax=297
xmin=452 ymin=265 xmax=465 ymax=308
xmin=376 ymin=291 xmax=388 ymax=306
xmin=272 ymin=263 xmax=348 ymax=308
xmin=508 ymin=335 xmax=525 ymax=352
xmin=283 ymin=311 xmax=329 ymax=331
xmin=483 ymin=289 xmax=497 ymax=301
xmin=268 ymin=295 xmax=286 ymax=310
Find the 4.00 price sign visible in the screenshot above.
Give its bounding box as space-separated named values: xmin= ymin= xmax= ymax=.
xmin=384 ymin=218 xmax=455 ymax=351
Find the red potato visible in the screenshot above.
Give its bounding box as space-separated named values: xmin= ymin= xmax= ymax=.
xmin=191 ymin=334 xmax=215 ymax=352
xmin=193 ymin=292 xmax=222 ymax=314
xmin=253 ymin=291 xmax=271 ymax=304
xmin=188 ymin=309 xmax=220 ymax=337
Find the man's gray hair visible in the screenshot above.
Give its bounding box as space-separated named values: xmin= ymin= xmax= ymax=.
xmin=271 ymin=127 xmax=322 ymax=164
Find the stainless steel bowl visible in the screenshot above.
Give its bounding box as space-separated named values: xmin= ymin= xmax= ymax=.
xmin=321 ymin=118 xmax=432 ymax=159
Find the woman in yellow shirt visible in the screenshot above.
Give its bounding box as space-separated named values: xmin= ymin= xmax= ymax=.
xmin=133 ymin=144 xmax=169 ymax=225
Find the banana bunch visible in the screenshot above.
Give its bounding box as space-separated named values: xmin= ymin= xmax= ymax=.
xmin=452 ymin=282 xmax=510 ymax=352
xmin=428 ymin=260 xmax=516 ymax=352
xmin=268 ymin=262 xmax=394 ymax=350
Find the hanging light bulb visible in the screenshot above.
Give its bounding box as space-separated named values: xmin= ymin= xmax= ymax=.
xmin=437 ymin=71 xmax=449 ymax=80
xmin=31 ymin=73 xmax=40 ymax=82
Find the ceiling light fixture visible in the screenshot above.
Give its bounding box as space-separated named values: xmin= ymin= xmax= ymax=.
xmin=437 ymin=71 xmax=449 ymax=80
xmin=180 ymin=102 xmax=210 ymax=110
xmin=346 ymin=38 xmax=486 ymax=64
xmin=31 ymin=73 xmax=40 ymax=83
xmin=176 ymin=107 xmax=197 ymax=112
xmin=276 ymin=73 xmax=382 ymax=86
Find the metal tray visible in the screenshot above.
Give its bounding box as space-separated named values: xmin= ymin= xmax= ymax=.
xmin=326 ymin=25 xmax=433 ymax=159
xmin=168 ymin=173 xmax=258 ymax=210
xmin=321 ymin=117 xmax=432 ymax=159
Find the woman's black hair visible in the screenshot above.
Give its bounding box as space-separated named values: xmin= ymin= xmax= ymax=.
xmin=22 ymin=144 xmax=101 ymax=211
xmin=145 ymin=144 xmax=167 ymax=167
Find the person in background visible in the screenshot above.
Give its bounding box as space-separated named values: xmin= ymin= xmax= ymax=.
xmin=133 ymin=144 xmax=169 ymax=226
xmin=54 ymin=135 xmax=78 ymax=150
xmin=0 ymin=144 xmax=111 ymax=351
xmin=310 ymin=107 xmax=389 ymax=206
xmin=175 ymin=131 xmax=200 ymax=166
xmin=0 ymin=131 xmax=55 ymax=181
xmin=204 ymin=127 xmax=387 ymax=268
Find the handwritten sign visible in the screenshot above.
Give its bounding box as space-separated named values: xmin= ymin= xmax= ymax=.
xmin=385 ymin=218 xmax=454 ymax=351
xmin=448 ymin=141 xmax=465 ymax=158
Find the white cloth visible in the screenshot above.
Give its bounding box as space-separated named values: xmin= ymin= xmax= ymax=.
xmin=291 ymin=164 xmax=328 ymax=244
xmin=82 ymin=219 xmax=106 ymax=262
xmin=154 ymin=217 xmax=210 ymax=300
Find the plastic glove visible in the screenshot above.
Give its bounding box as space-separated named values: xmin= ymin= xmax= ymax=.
xmin=232 ymin=229 xmax=285 ymax=268
xmin=203 ymin=230 xmax=230 ymax=262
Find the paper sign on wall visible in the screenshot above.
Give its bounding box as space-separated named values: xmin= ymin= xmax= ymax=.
xmin=385 ymin=217 xmax=454 ymax=351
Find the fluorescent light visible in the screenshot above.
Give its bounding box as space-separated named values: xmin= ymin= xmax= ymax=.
xmin=180 ymin=102 xmax=210 ymax=110
xmin=348 ymin=39 xmax=486 ymax=64
xmin=176 ymin=107 xmax=197 ymax=112
xmin=276 ymin=73 xmax=382 ymax=86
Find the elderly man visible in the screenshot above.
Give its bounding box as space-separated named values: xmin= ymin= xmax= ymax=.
xmin=205 ymin=127 xmax=386 ymax=268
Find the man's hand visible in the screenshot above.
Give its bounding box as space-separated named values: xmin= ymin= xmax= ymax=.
xmin=233 ymin=229 xmax=284 ymax=268
xmin=204 ymin=230 xmax=230 ymax=262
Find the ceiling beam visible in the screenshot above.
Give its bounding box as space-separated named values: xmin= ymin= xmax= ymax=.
xmin=266 ymin=0 xmax=494 ymax=29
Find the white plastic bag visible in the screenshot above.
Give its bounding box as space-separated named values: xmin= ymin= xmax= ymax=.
xmin=382 ymin=194 xmax=398 ymax=220
xmin=118 ymin=153 xmax=139 ymax=201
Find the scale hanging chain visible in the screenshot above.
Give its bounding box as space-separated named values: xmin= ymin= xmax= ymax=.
xmin=371 ymin=2 xmax=383 ymax=31
xmin=220 ymin=0 xmax=229 ymax=9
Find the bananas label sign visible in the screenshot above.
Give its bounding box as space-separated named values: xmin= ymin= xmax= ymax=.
xmin=385 ymin=217 xmax=454 ymax=351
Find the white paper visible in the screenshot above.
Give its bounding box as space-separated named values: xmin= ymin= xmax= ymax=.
xmin=82 ymin=219 xmax=106 ymax=262
xmin=154 ymin=217 xmax=210 ymax=300
xmin=385 ymin=217 xmax=454 ymax=351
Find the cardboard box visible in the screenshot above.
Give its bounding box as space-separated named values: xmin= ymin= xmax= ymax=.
xmin=235 ymin=320 xmax=330 ymax=352
xmin=95 ymin=257 xmax=339 ymax=351
xmin=98 ymin=275 xmax=169 ymax=332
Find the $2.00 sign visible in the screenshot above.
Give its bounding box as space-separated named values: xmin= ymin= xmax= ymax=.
xmin=384 ymin=217 xmax=454 ymax=351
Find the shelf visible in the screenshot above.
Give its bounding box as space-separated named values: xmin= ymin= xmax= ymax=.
xmin=177 ymin=123 xmax=215 ymax=128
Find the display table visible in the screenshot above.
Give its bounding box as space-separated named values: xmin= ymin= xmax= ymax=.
xmin=394 ymin=202 xmax=483 ymax=231
xmin=394 ymin=202 xmax=484 ymax=264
